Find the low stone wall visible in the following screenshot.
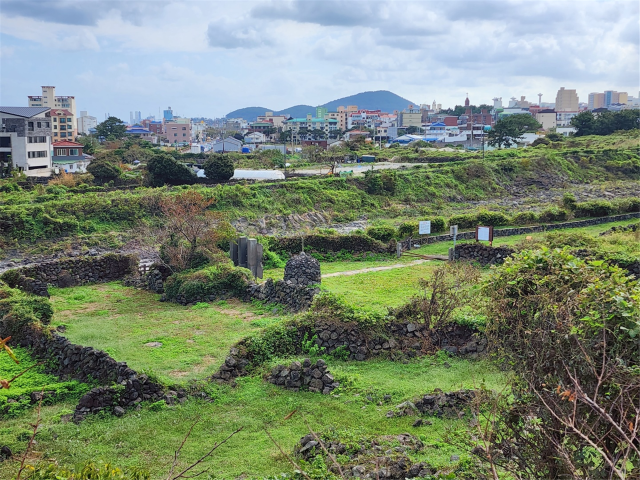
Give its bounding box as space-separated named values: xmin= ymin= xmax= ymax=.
xmin=414 ymin=389 xmax=476 ymax=418
xmin=246 ymin=278 xmax=320 ymax=312
xmin=2 ymin=323 xmax=164 ymax=421
xmin=283 ymin=252 xmax=321 ymax=286
xmin=210 ymin=321 xmax=485 ymax=383
xmin=453 ymin=243 xmax=515 ymax=266
xmin=267 ymin=358 xmax=339 ymax=394
xmin=1 ymin=254 xmax=138 ymax=297
xmin=407 ymin=212 xmax=640 ymax=246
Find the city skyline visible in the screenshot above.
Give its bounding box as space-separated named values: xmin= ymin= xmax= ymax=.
xmin=1 ymin=0 xmax=638 ymax=119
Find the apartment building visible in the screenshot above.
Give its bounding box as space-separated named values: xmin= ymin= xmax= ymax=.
xmin=555 ymin=87 xmax=579 ymax=112
xmin=50 ymin=108 xmax=75 ymax=141
xmin=28 ymin=86 xmax=76 ymax=137
xmin=398 ymin=105 xmax=422 ymax=128
xmin=536 ymin=109 xmax=557 ymax=130
xmin=283 ymin=114 xmax=338 ymax=141
xmin=256 ymin=112 xmax=289 ymax=129
xmin=164 ymin=120 xmax=192 ymax=142
xmin=77 ymin=111 xmax=98 ymax=135
xmin=0 ymin=107 xmax=53 ymax=176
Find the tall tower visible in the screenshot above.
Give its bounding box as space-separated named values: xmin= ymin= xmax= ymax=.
xmin=538 ymin=93 xmax=543 ymax=105
xmin=464 ymin=94 xmax=470 ymax=107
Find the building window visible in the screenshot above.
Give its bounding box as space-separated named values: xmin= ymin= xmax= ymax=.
xmin=174 ymin=133 xmax=177 ymax=137
xmin=69 ymin=149 xmax=79 ymax=156
xmin=55 ymin=149 xmax=67 ymax=156
xmin=28 ymin=122 xmax=34 ymax=132
xmin=60 ymin=118 xmax=66 ymax=123
xmin=60 ymin=132 xmax=67 ymax=138
xmin=44 ymin=122 xmax=50 ymax=128
xmin=28 ymin=136 xmax=47 ymax=143
xmin=182 ymin=127 xmax=186 ymax=130
xmin=28 ymin=151 xmax=47 ymax=158
xmin=54 ymin=125 xmax=57 ymax=130
xmin=53 ymin=118 xmax=57 ymax=122
xmin=60 ymin=125 xmax=66 ymax=131
xmin=0 ymin=137 xmax=10 ymax=148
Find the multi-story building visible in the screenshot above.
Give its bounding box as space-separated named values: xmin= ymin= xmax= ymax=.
xmin=130 ymin=111 xmax=142 ymax=125
xmin=164 ymin=120 xmax=192 ymax=143
xmin=283 ymin=114 xmax=338 ymax=141
xmin=257 ymin=112 xmax=289 ymax=129
xmin=536 ymin=109 xmax=557 ymax=130
xmin=398 ymin=105 xmax=422 ymax=128
xmin=556 ymin=111 xmax=580 ymax=127
xmin=555 ymin=87 xmax=579 ymax=112
xmin=148 ymin=121 xmax=164 ymax=135
xmin=77 ymin=111 xmax=98 ymax=135
xmin=588 ymin=93 xmax=605 ymax=110
xmin=28 ymin=86 xmax=76 ymax=137
xmin=315 ymin=107 xmax=328 ymax=119
xmin=52 ymin=140 xmax=91 ymax=173
xmin=50 ymin=108 xmax=75 ymax=142
xmin=163 ymin=107 xmax=174 ymax=121
xmin=0 ymin=107 xmax=53 ymax=176
xmin=347 ymin=110 xmax=384 ymax=129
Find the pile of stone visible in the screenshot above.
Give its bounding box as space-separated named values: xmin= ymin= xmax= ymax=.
xmin=267 ymin=358 xmax=338 ymax=394
xmin=453 ymin=243 xmax=515 ymax=266
xmin=246 ymin=277 xmax=319 ymax=312
xmin=283 ymin=252 xmax=321 ymax=286
xmin=414 ymin=389 xmax=476 ymax=418
xmin=210 ymin=347 xmax=250 ymax=382
xmin=72 ymin=376 xmax=168 ymax=422
xmin=296 ymin=433 xmax=436 ymax=479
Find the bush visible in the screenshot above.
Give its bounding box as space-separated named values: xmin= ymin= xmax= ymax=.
xmin=0 ymin=182 xmax=20 ymax=193
xmin=163 ymin=263 xmax=251 ymax=302
xmin=447 ymin=213 xmax=477 ymax=229
xmin=561 ymin=192 xmax=577 ymax=211
xmin=397 ymin=221 xmax=418 ymax=238
xmin=86 ymin=159 xmax=122 ymax=185
xmin=430 ymin=216 xmax=446 ymax=233
xmin=476 ymin=210 xmax=511 ymax=227
xmin=203 ymin=154 xmax=235 ymax=182
xmin=365 ymin=225 xmax=397 ymax=243
xmin=573 ymin=200 xmax=614 ymax=218
xmin=26 ymin=462 xmax=150 ymax=480
xmin=0 ymin=281 xmax=54 ymax=337
xmin=146 ymin=153 xmax=196 ymax=186
xmin=512 ymin=211 xmax=538 ymax=225
xmin=538 ymin=206 xmax=569 ymax=222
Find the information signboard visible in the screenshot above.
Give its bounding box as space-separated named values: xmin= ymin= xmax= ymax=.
xmin=476 ymin=226 xmax=494 ymax=243
xmin=419 ymin=221 xmax=431 ymax=235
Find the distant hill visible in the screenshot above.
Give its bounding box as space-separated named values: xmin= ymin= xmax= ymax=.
xmin=225 ymin=90 xmax=416 ymax=121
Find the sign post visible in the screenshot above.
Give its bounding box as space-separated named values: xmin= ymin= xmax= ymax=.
xmin=418 ymin=220 xmax=431 ymax=246
xmin=450 ymin=225 xmax=458 ymax=250
xmin=476 ymin=226 xmax=494 ymax=246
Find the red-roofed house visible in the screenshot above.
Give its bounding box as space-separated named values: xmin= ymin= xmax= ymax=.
xmin=52 ymin=140 xmax=92 ymax=173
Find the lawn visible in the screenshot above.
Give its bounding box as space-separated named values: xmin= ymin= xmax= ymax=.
xmin=0 ymin=355 xmax=505 ymax=480
xmin=50 ymin=284 xmax=289 ymax=384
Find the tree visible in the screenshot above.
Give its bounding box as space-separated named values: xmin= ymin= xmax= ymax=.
xmin=76 ymin=136 xmax=98 ymax=155
xmin=569 ymin=111 xmax=596 ymax=136
xmin=279 ymin=130 xmax=292 ymax=143
xmin=488 ymin=114 xmax=541 ymax=148
xmin=203 ymin=154 xmax=234 ymax=182
xmin=158 ymin=190 xmax=235 ymax=271
xmin=95 ymin=116 xmax=127 ymax=140
xmin=146 ymin=153 xmax=196 ymax=186
xmin=86 ymin=158 xmax=122 ymax=184
xmin=571 ymin=109 xmax=640 ymax=136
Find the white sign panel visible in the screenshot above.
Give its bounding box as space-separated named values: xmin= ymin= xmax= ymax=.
xmin=477 ymin=226 xmax=491 ymax=242
xmin=450 ymin=225 xmax=458 ymax=235
xmin=419 ymin=221 xmax=431 ymax=235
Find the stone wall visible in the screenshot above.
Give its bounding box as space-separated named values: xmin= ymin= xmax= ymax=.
xmin=1 ymin=254 xmax=138 ymax=297
xmin=453 ymin=243 xmax=515 ymax=266
xmin=267 ymin=358 xmax=339 ymax=394
xmin=246 ymin=278 xmax=320 ymax=312
xmin=1 ymin=323 xmax=164 ymax=421
xmin=283 ymin=253 xmax=321 ymax=286
xmin=210 ymin=321 xmax=485 ymax=383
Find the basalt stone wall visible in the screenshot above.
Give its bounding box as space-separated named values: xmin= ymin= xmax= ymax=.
xmin=267 ymin=358 xmax=339 ymax=394
xmin=1 ymin=323 xmax=164 ymax=421
xmin=1 ymin=254 xmax=138 ymax=297
xmin=210 ymin=321 xmax=485 ymax=383
xmin=453 ymin=243 xmax=515 ymax=266
xmin=283 ymin=253 xmax=321 ymax=286
xmin=246 ymin=278 xmax=320 ymax=312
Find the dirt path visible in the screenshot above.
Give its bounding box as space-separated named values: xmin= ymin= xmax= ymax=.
xmin=322 ymin=259 xmax=430 ymax=278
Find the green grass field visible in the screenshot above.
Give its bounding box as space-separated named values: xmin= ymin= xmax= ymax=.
xmin=0 ymin=356 xmax=505 ymax=480
xmin=50 ymin=284 xmax=288 ymax=384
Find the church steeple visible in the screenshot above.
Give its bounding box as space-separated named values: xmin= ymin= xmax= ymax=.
xmin=464 ymin=93 xmax=470 ymax=107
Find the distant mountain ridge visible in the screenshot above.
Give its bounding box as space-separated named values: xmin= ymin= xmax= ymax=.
xmin=225 ymin=90 xmax=416 ymax=122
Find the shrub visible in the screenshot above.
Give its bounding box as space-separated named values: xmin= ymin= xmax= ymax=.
xmin=573 ymin=200 xmax=614 ymax=218
xmin=538 ymin=206 xmax=569 ymax=222
xmin=0 ymin=182 xmax=20 ymax=193
xmin=397 ymin=221 xmax=418 ymax=238
xmin=365 ymin=225 xmax=397 ymax=243
xmin=476 ymin=210 xmax=511 ymax=227
xmin=163 ymin=263 xmax=251 ymax=302
xmin=27 ymin=462 xmax=150 ymax=480
xmin=430 ymin=216 xmax=446 ymax=233
xmin=511 ymin=211 xmax=538 ymax=225
xmin=203 ymin=154 xmax=235 ymax=182
xmin=146 ymin=153 xmax=196 ymax=186
xmin=262 ymin=247 xmax=285 ymax=269
xmin=447 ymin=213 xmax=477 ymax=229
xmin=86 ymin=159 xmax=122 ymax=185
xmin=561 ymin=192 xmax=577 ymax=211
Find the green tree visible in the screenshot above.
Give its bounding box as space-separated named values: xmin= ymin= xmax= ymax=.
xmin=570 ymin=111 xmax=597 ymax=136
xmin=86 ymin=158 xmax=122 ymax=184
xmin=146 ymin=153 xmax=196 ymax=186
xmin=203 ymin=154 xmax=235 ymax=182
xmin=95 ymin=116 xmax=127 ymax=140
xmin=488 ymin=114 xmax=541 ymax=148
xmin=76 ymin=136 xmax=98 ymax=155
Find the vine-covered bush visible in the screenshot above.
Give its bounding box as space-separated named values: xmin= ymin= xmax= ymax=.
xmin=163 ymin=263 xmax=251 ymax=302
xmin=365 ymin=225 xmax=397 ymax=243
xmin=0 ymin=281 xmax=53 ymax=337
xmin=270 ymin=233 xmax=391 ymax=256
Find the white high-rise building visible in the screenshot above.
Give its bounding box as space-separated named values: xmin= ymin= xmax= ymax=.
xmin=77 ymin=111 xmax=98 ymax=135
xmin=28 ymin=86 xmax=77 ymax=138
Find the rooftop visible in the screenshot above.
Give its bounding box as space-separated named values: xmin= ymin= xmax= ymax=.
xmin=286 ymin=118 xmax=338 ymax=123
xmin=53 ymin=140 xmax=84 ymax=147
xmin=0 ymin=106 xmax=50 ymax=118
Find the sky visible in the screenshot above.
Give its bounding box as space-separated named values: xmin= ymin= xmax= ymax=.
xmin=0 ymin=0 xmax=638 ymax=120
